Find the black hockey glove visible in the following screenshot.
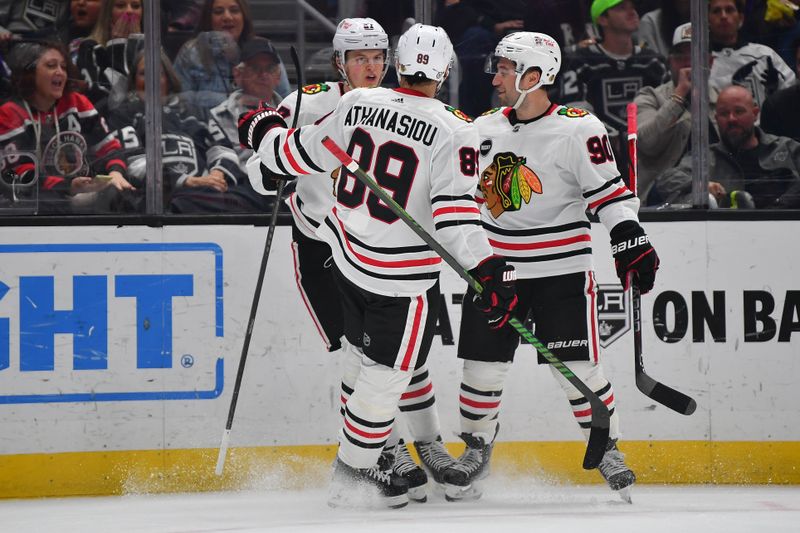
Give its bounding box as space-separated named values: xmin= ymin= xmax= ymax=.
xmin=610 ymin=220 xmax=660 ymax=294
xmin=469 ymin=256 xmax=518 ymax=330
xmin=237 ymin=104 xmax=286 ymax=150
xmin=258 ymin=162 xmax=293 ymax=191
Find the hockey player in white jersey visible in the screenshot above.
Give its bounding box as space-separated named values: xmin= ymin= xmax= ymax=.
xmin=245 ymin=18 xmax=464 ymax=503
xmin=239 ymin=23 xmax=517 ymax=508
xmin=441 ymin=32 xmax=660 ymax=503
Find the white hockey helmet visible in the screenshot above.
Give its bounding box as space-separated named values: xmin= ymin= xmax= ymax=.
xmin=332 ymin=17 xmax=390 ymax=87
xmin=485 ymin=32 xmax=561 ymax=109
xmin=395 ymin=23 xmax=454 ymax=93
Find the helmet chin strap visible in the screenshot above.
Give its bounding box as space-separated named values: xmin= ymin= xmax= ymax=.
xmin=512 ymin=76 xmax=544 ymax=109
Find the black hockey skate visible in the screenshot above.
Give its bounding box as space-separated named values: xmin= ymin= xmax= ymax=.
xmin=414 ymin=436 xmax=455 ymax=486
xmin=597 ymin=438 xmax=636 ymax=503
xmin=391 ymin=439 xmax=428 ymax=503
xmin=441 ymin=427 xmax=497 ymax=502
xmin=328 ymin=454 xmax=409 ymax=509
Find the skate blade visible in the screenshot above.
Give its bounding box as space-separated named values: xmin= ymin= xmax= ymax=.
xmin=408 ymin=485 xmax=427 ymax=503
xmin=328 ymin=484 xmax=410 ymax=510
xmin=444 ymin=482 xmax=483 ymax=502
xmin=617 ymin=485 xmax=633 ymax=504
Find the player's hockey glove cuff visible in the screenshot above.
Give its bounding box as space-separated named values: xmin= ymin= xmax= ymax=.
xmin=238 ymin=104 xmax=286 ymax=150
xmin=610 ymin=220 xmax=660 ymax=294
xmin=469 ymin=256 xmax=518 ymax=330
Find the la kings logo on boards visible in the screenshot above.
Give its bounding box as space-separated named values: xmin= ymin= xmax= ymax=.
xmin=596 ymin=284 xmax=629 ymax=348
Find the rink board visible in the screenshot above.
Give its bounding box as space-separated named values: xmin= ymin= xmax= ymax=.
xmin=0 ymin=222 xmax=798 ymax=497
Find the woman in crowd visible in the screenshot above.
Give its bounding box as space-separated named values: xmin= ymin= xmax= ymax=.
xmin=68 ymin=0 xmax=103 ymax=62
xmin=172 ymin=0 xmax=289 ymax=106
xmin=75 ymin=0 xmax=144 ymax=108
xmin=108 ymin=49 xmax=265 ymax=213
xmin=0 ymin=41 xmax=134 ymax=213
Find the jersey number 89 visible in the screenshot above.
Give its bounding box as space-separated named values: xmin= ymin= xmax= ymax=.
xmin=337 ymin=128 xmax=419 ymax=223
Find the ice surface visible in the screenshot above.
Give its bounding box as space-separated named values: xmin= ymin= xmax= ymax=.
xmin=1 ymin=475 xmax=798 ymax=533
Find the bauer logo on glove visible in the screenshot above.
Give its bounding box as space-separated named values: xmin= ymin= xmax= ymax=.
xmin=609 ymin=221 xmax=660 ymax=294
xmin=610 ymin=234 xmax=649 ymax=255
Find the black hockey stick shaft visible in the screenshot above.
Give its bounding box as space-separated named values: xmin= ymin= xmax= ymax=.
xmin=215 ymin=47 xmax=303 ymax=475
xmin=321 ymin=136 xmax=609 ymax=469
xmin=630 ymin=282 xmax=697 ymax=414
xmin=626 ymin=102 xmax=696 ymax=415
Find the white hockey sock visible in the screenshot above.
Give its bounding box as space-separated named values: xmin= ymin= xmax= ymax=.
xmin=549 ymin=361 xmax=620 ymax=441
xmin=339 ymin=340 xmax=361 ymax=417
xmin=338 ymin=358 xmax=413 ymax=469
xmin=458 ymin=360 xmax=511 ymax=441
xmin=399 ymin=363 xmax=440 ymax=443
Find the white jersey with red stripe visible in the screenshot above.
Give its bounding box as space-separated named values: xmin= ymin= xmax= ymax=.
xmin=474 ymin=104 xmax=639 ymax=279
xmin=275 ymin=81 xmax=347 ymax=240
xmin=255 ymin=86 xmax=494 ymax=297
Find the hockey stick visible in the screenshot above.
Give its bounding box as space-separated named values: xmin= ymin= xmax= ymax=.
xmin=215 ymin=46 xmax=304 ymax=476
xmin=626 ymin=102 xmax=696 ymax=416
xmin=321 ymin=136 xmax=609 ymax=469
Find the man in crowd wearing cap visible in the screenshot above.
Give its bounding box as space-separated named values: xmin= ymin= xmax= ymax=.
xmin=207 ymin=37 xmax=283 ymax=169
xmin=633 ymin=22 xmax=718 ymax=205
xmin=558 ymin=0 xmax=668 ymax=180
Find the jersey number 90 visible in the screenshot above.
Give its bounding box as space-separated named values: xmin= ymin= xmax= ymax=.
xmin=586 ymin=134 xmax=615 ymax=165
xmin=337 ymin=128 xmax=419 ymax=223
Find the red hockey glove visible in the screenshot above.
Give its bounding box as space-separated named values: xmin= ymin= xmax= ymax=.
xmin=610 ymin=220 xmax=660 ymax=294
xmin=237 ymin=103 xmax=286 ymax=150
xmin=470 ymin=256 xmax=518 ymax=330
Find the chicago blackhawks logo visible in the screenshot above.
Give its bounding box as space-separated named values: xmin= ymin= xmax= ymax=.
xmin=444 ymin=105 xmax=472 ymax=122
xmin=479 ymin=152 xmax=542 ymax=218
xmin=301 ymin=83 xmax=331 ymax=95
xmin=558 ymin=107 xmax=590 ymax=118
xmin=43 ymin=131 xmax=88 ymax=178
xmin=480 ymin=107 xmax=502 ymax=117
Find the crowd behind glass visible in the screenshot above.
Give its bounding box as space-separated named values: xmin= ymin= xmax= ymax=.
xmin=1 ymin=0 xmax=798 ymax=216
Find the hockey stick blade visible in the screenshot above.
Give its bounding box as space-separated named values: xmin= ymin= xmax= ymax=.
xmin=321 ymin=136 xmax=609 ymax=469
xmin=631 ymin=282 xmax=697 ymax=415
xmin=215 ymin=46 xmax=304 ymax=476
xmin=625 ymin=103 xmax=696 ymax=416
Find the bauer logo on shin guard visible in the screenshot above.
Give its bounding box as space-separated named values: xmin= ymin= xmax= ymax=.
xmin=611 ymin=235 xmax=649 ymax=254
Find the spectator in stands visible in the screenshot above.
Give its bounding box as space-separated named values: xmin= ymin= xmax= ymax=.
xmin=656 ymin=85 xmax=800 ymax=209
xmin=760 ymin=37 xmax=800 ymax=141
xmin=638 ymin=0 xmax=690 ymax=57
xmin=172 ymin=0 xmax=290 ymax=108
xmin=0 ymin=41 xmax=134 ymax=214
xmin=708 ymin=0 xmax=795 ymax=109
xmin=68 ymin=0 xmax=102 ymax=60
xmin=108 ymin=49 xmax=266 ymax=213
xmin=207 ymin=37 xmax=282 ymax=169
xmin=634 ymin=23 xmax=718 ymax=205
xmin=739 ymin=0 xmax=800 ymax=69
xmin=560 ymin=0 xmax=669 ymax=177
xmin=524 ymin=0 xmax=596 ymax=50
xmin=75 ymin=0 xmax=144 ymax=109
xmin=435 ymin=0 xmax=525 ymax=116
xmin=0 ymin=1 xmax=70 ymax=41
xmin=162 ymin=0 xmax=204 ymax=32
